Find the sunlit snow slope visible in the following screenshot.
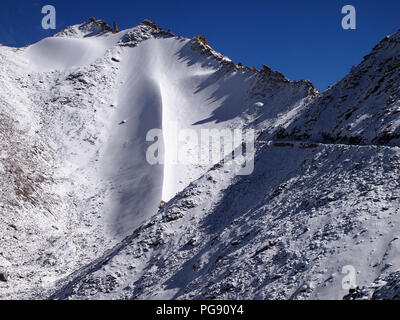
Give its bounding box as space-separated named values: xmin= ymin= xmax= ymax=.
xmin=45 ymin=26 xmax=400 ymax=301
xmin=0 ymin=19 xmax=314 ymax=298
xmin=8 ymin=18 xmax=400 ymax=301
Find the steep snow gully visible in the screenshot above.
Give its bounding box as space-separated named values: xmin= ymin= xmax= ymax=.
xmin=1 ymin=18 xmax=400 ymax=300
xmin=20 ymin=20 xmax=263 ymax=237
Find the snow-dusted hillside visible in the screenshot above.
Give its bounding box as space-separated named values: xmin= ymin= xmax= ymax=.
xmin=0 ymin=18 xmax=316 ymax=299
xmin=281 ymin=30 xmax=400 ymax=147
xmin=48 ymin=140 xmax=400 ymax=300
xmin=1 ymin=18 xmax=399 ymax=300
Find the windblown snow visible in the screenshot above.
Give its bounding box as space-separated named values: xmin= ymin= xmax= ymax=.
xmin=1 ymin=18 xmax=399 ymax=300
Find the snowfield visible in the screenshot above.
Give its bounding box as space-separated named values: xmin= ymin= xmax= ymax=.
xmin=0 ymin=18 xmax=399 ymax=300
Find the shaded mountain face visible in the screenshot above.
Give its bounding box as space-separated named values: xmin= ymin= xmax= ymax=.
xmin=1 ymin=19 xmax=399 ymax=300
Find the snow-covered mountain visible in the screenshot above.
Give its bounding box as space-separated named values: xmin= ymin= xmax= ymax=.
xmin=0 ymin=18 xmax=399 ymax=300
xmin=281 ymin=31 xmax=400 ymax=146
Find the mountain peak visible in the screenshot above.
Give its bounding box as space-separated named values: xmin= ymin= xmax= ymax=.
xmin=54 ymin=17 xmax=113 ymax=38
xmin=118 ymin=19 xmax=175 ymax=47
xmin=139 ymin=19 xmax=159 ymax=30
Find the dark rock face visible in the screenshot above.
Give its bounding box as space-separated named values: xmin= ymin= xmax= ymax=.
xmin=141 ymin=19 xmax=159 ymax=30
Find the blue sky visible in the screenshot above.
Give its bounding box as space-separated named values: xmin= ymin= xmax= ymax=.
xmin=1 ymin=0 xmax=400 ymax=90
